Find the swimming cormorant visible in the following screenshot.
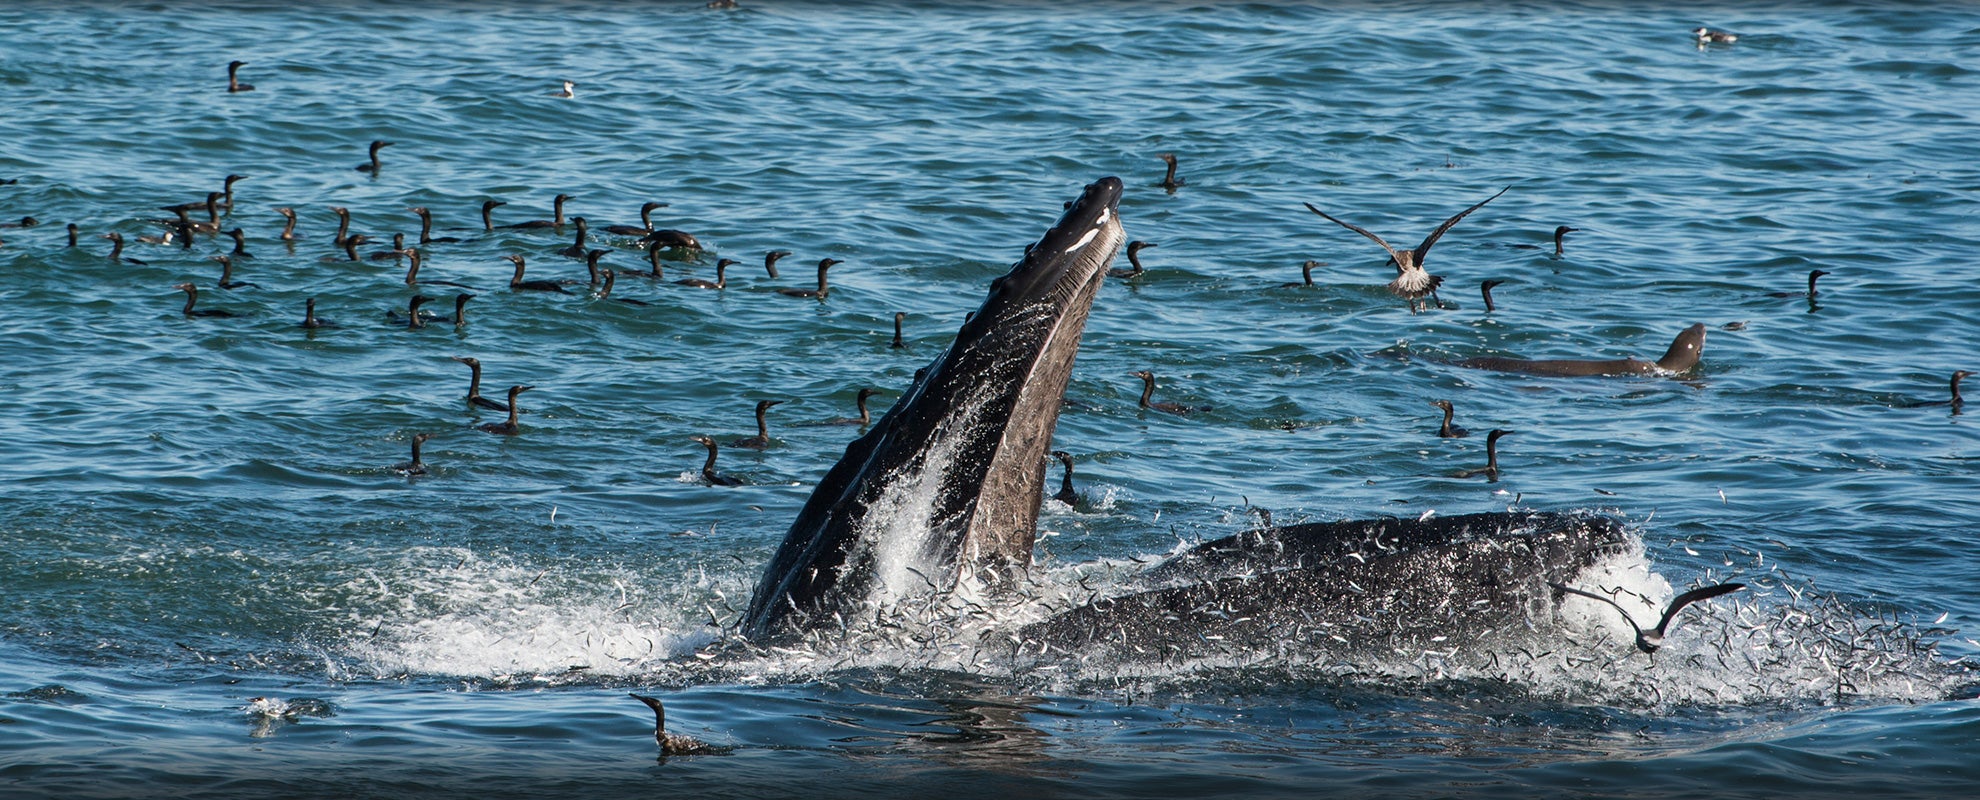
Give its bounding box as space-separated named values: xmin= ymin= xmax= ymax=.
xmin=503 ymin=194 xmax=571 ymax=230
xmin=173 ymin=283 xmax=242 ymax=318
xmin=597 ymin=269 xmax=651 ymax=306
xmin=689 ymin=436 xmax=743 ymax=486
xmin=1050 ymin=450 xmax=1078 ymax=507
xmin=675 ymin=258 xmax=731 ymax=289
xmin=558 ymin=217 xmax=591 ymax=258
xmin=1130 ymin=370 xmax=1209 ymax=416
xmin=763 ymin=249 xmax=791 ymax=279
xmin=728 ymin=399 xmax=784 ymax=449
xmin=299 ymin=297 xmax=336 ymax=329
xmin=394 ymin=433 xmax=433 ymax=476
xmin=1454 ymin=429 xmax=1514 ymax=481
xmin=1157 ymin=153 xmax=1183 ymax=191
xmin=451 ymin=356 xmax=511 ymax=411
xmin=226 ymin=61 xmax=254 ymax=93
xmin=211 ymin=255 xmax=260 ymax=289
xmin=1278 ymin=260 xmax=1323 ymax=288
xmin=1107 ymin=240 xmax=1154 ymax=278
xmin=355 ymin=140 xmax=393 ymax=173
xmin=476 ymin=385 xmax=533 ymax=435
xmin=626 ymin=695 xmax=719 ymax=757
xmin=602 ymin=202 xmax=669 ymax=236
xmin=1429 ymin=399 xmax=1469 ymax=438
xmin=408 ymin=207 xmax=462 ymax=244
xmin=778 ymin=258 xmax=840 ymax=299
xmin=1481 ymin=279 xmax=1505 ymax=312
xmin=506 ymin=254 xmax=571 ymax=293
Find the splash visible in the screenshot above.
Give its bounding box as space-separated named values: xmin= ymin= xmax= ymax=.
xmin=692 ymin=522 xmax=1963 ymax=711
xmin=331 ymin=548 xmax=728 ymax=683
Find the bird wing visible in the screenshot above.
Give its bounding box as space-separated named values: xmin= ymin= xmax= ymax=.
xmin=1304 ymin=203 xmax=1401 ymax=265
xmin=1551 ymin=582 xmax=1642 ymax=632
xmin=1651 ymin=582 xmax=1744 ymax=637
xmin=1413 ymin=185 xmax=1510 ymax=260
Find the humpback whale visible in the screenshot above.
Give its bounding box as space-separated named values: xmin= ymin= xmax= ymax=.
xmin=742 ymin=177 xmax=1685 ymax=658
xmin=745 ymin=176 xmax=1125 ymax=638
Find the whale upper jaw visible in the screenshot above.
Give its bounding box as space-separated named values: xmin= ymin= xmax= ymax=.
xmin=743 ymin=177 xmax=1126 ymax=640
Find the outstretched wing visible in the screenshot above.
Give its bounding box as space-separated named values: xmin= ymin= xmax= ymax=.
xmin=1551 ymin=582 xmax=1642 ymax=632
xmin=1651 ymin=582 xmax=1744 ymax=637
xmin=1414 ymin=185 xmax=1510 ymax=260
xmin=1305 ymin=202 xmax=1400 ymax=265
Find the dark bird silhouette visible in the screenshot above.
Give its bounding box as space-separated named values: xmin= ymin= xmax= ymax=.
xmin=299 ymin=297 xmax=336 ymax=329
xmin=676 ymin=258 xmax=732 ymax=289
xmin=1108 ymin=240 xmax=1154 ymax=278
xmin=1511 ymin=225 xmax=1576 ymax=256
xmin=1304 ymin=186 xmax=1508 ymax=312
xmin=778 ymin=258 xmax=840 ymax=299
xmin=1279 ymin=260 xmax=1323 ymax=288
xmin=1907 ymin=370 xmax=1971 ymax=413
xmin=602 ymin=201 xmax=669 ymax=236
xmin=408 ymin=206 xmax=461 ymax=244
xmin=220 ymin=174 xmax=248 ymax=211
xmin=506 ymin=255 xmax=570 ymax=293
xmin=476 ymin=385 xmax=533 ymax=435
xmin=480 ymin=200 xmax=506 ymax=232
xmin=226 ymin=60 xmax=254 ymax=93
xmin=438 ymin=293 xmax=474 ymax=326
xmin=818 ymin=388 xmax=882 ymax=427
xmin=689 ymin=436 xmax=743 ymax=486
xmin=641 ymin=227 xmax=703 ymax=253
xmin=597 ymin=269 xmax=650 ymax=306
xmin=211 ymin=255 xmax=260 ymax=289
xmin=1428 ymin=399 xmax=1468 ymax=438
xmin=557 ymin=217 xmax=592 ymax=258
xmin=890 ymin=311 xmax=907 ymax=348
xmin=1551 ymin=582 xmax=1746 ymax=653
xmin=173 ymin=283 xmax=241 ymax=318
xmin=1130 ymin=370 xmax=1209 ymax=416
xmin=1050 ymin=450 xmax=1079 ymax=507
xmin=628 ymin=693 xmax=720 ymax=756
xmin=451 ymin=356 xmax=511 ymax=412
xmin=1454 ymin=429 xmax=1513 ymax=480
xmin=1480 ymin=279 xmax=1505 ymax=312
xmin=329 ymin=206 xmax=353 ymax=247
xmin=225 ymin=227 xmax=253 ymax=259
xmin=394 ymin=295 xmax=435 ymax=329
xmin=763 ymin=249 xmax=792 ymax=279
xmin=728 ymin=400 xmax=784 ymax=449
xmin=1156 ymin=152 xmax=1183 ymax=191
xmin=394 ymin=433 xmax=434 ymax=476
xmin=503 ymin=194 xmax=572 ymax=230
xmin=1768 ymin=269 xmax=1830 ymax=299
xmin=355 ymin=140 xmax=393 ymax=173
xmin=101 ymin=233 xmax=147 ymax=265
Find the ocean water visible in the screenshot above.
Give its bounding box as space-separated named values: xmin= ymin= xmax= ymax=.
xmin=2 ymin=1 xmax=1979 ymax=797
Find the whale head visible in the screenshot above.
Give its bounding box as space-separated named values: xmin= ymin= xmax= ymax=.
xmin=743 ymin=177 xmax=1126 ymax=639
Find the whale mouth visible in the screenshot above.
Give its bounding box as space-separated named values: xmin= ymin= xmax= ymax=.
xmin=743 ymin=177 xmax=1125 ymax=640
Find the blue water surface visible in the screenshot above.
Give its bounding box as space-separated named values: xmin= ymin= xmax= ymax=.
xmin=1 ymin=2 xmax=1978 ymax=797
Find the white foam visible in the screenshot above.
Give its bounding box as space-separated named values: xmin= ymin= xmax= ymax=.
xmin=334 ymin=548 xmax=727 ymax=681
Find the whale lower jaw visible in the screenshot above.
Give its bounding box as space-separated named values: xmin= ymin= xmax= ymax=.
xmin=742 ymin=177 xmax=1126 ymax=640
